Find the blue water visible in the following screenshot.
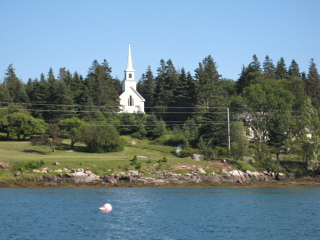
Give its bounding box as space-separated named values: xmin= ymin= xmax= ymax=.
xmin=0 ymin=187 xmax=319 ymax=240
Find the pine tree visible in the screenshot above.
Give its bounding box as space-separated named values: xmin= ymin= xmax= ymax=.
xmin=4 ymin=64 xmax=29 ymax=103
xmin=154 ymin=59 xmax=178 ymax=120
xmin=262 ymin=55 xmax=275 ymax=79
xmin=236 ymin=55 xmax=262 ymax=94
xmin=137 ymin=66 xmax=155 ymax=113
xmin=195 ymin=55 xmax=221 ymax=111
xmin=85 ymin=59 xmax=120 ymax=118
xmin=275 ymin=57 xmax=287 ymax=79
xmin=169 ymin=68 xmax=195 ymax=123
xmin=288 ymin=59 xmax=301 ymax=78
xmin=305 ymin=59 xmax=320 ymax=107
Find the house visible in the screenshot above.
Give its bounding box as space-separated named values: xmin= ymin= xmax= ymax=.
xmin=119 ymin=44 xmax=145 ymax=113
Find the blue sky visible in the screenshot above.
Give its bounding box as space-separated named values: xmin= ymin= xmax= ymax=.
xmin=1 ymin=0 xmax=320 ymax=83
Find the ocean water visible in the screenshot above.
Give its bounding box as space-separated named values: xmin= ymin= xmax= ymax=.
xmin=0 ymin=187 xmax=319 ymax=240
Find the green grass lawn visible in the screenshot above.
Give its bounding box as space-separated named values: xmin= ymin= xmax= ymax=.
xmin=0 ymin=136 xmax=222 ymax=178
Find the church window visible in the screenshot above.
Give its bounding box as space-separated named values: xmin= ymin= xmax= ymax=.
xmin=128 ymin=95 xmax=134 ymax=106
xmin=129 ymin=73 xmax=132 ymax=78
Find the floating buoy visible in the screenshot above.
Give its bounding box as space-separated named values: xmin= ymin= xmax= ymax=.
xmin=99 ymin=203 xmax=112 ymax=212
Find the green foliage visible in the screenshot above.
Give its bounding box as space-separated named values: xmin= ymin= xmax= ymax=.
xmin=177 ymin=148 xmax=200 ymax=158
xmin=214 ymin=146 xmax=228 ymax=158
xmin=79 ymin=124 xmax=124 ymax=153
xmin=252 ymin=157 xmax=281 ymax=173
xmin=129 ymin=155 xmax=142 ymax=169
xmin=230 ymin=121 xmax=249 ymax=161
xmin=161 ymin=157 xmax=167 ymax=162
xmin=12 ymin=160 xmax=44 ymax=172
xmin=31 ymin=124 xmax=62 ymax=152
xmin=58 ymin=117 xmax=86 ymax=149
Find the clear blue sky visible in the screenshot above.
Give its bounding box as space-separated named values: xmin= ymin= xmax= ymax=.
xmin=1 ymin=0 xmax=320 ymax=83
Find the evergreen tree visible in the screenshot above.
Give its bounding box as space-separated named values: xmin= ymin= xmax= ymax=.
xmin=236 ymin=55 xmax=263 ymax=94
xmin=137 ymin=66 xmax=155 ymax=113
xmin=3 ymin=64 xmax=29 ymax=103
xmin=44 ymin=68 xmax=59 ymax=121
xmin=195 ymin=55 xmax=221 ymax=111
xmin=153 ymin=59 xmax=179 ymax=120
xmin=85 ymin=59 xmax=119 ymax=116
xmin=262 ymin=55 xmax=275 ymax=79
xmin=288 ymin=59 xmax=301 ymax=78
xmin=305 ymin=59 xmax=320 ymax=107
xmin=275 ymin=57 xmax=287 ymax=79
xmin=169 ymin=68 xmax=195 ymax=123
xmin=55 ymin=79 xmax=74 ymax=120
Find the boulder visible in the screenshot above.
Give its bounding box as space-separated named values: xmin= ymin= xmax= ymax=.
xmin=192 ymin=154 xmax=204 ymax=161
xmin=276 ymin=173 xmax=286 ymax=181
xmin=196 ymin=168 xmax=206 ymax=174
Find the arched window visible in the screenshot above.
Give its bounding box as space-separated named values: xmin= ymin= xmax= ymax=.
xmin=128 ymin=95 xmax=134 ymax=106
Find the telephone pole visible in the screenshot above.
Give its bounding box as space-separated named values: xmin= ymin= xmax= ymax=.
xmin=227 ymin=107 xmax=231 ymax=154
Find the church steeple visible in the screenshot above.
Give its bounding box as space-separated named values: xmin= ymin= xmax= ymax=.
xmin=126 ymin=43 xmax=134 ymax=71
xmin=124 ymin=43 xmax=135 ymax=84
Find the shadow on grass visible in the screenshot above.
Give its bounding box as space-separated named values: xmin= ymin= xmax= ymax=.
xmin=56 ymin=144 xmax=88 ymax=153
xmin=22 ymin=150 xmax=47 ymax=155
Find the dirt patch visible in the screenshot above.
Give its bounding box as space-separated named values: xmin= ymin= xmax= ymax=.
xmin=209 ymin=160 xmax=232 ymax=170
xmin=171 ymin=164 xmax=196 ymax=171
xmin=0 ymin=162 xmax=10 ymax=169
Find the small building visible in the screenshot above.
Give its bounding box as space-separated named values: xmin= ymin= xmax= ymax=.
xmin=119 ymin=44 xmax=145 ymax=113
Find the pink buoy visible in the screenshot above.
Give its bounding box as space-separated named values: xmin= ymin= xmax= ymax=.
xmin=99 ymin=203 xmax=112 ymax=212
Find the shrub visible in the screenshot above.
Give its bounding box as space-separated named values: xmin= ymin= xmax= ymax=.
xmin=79 ymin=124 xmax=125 ymax=153
xmin=164 ymin=134 xmax=189 ymax=147
xmin=178 ymin=148 xmax=200 ymax=158
xmin=161 ymin=157 xmax=167 ymax=162
xmin=12 ymin=160 xmax=45 ymax=172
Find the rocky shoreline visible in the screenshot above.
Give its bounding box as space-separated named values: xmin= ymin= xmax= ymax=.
xmin=1 ymin=167 xmax=320 ymax=188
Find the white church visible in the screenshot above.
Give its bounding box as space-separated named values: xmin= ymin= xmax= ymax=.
xmin=119 ymin=44 xmax=145 ymax=113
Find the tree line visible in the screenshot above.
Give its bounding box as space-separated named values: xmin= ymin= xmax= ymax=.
xmin=1 ymin=55 xmax=320 ymax=172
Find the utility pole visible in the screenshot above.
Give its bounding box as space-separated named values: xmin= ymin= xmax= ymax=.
xmin=227 ymin=107 xmax=230 ymax=155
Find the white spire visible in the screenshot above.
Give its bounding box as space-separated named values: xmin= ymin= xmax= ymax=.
xmin=126 ymin=43 xmax=134 ymax=71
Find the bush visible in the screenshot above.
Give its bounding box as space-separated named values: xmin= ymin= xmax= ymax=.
xmin=130 ymin=155 xmax=142 ymax=170
xmin=79 ymin=124 xmax=125 ymax=153
xmin=252 ymin=156 xmax=281 ymax=173
xmin=12 ymin=160 xmax=45 ymax=172
xmin=178 ymin=148 xmax=200 ymax=158
xmin=164 ymin=134 xmax=189 ymax=147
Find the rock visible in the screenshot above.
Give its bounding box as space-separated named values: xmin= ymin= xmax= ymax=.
xmin=192 ymin=154 xmax=204 ymax=161
xmin=222 ymin=169 xmax=230 ymax=176
xmin=129 ymin=170 xmax=139 ymax=176
xmin=54 ymin=169 xmax=62 ymax=173
xmin=129 ymin=141 xmax=137 ymax=145
xmin=84 ymin=170 xmax=93 ymax=175
xmin=33 ymin=169 xmax=41 ymax=173
xmin=101 ymin=175 xmax=118 ymax=184
xmin=54 ymin=162 xmax=60 ymax=166
xmin=14 ymin=171 xmax=21 ymax=177
xmin=276 ymin=173 xmax=286 ymax=181
xmin=137 ymin=156 xmax=148 ymax=159
xmin=196 ymin=168 xmax=206 ymax=174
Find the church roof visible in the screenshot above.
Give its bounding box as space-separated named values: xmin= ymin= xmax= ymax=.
xmin=130 ymin=87 xmax=145 ymax=101
xmin=119 ymin=87 xmax=145 ymax=101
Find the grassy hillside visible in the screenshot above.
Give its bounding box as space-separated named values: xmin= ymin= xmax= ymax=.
xmin=0 ymin=136 xmax=242 ymax=181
